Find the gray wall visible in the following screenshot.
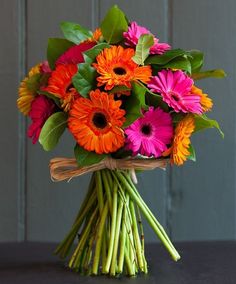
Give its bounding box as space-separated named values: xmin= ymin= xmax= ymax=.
xmin=0 ymin=0 xmax=235 ymax=242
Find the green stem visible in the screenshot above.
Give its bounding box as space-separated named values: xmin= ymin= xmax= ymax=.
xmin=55 ymin=189 xmax=97 ymax=258
xmin=95 ymin=171 xmax=104 ymax=214
xmin=124 ymin=242 xmax=135 ymax=276
xmin=104 ymin=182 xmax=118 ymax=274
xmin=130 ymin=200 xmax=144 ymax=271
xmin=110 ymin=197 xmax=124 ymax=276
xmin=116 ymin=171 xmax=180 ymax=261
xmin=92 ymin=202 xmax=109 ymax=275
xmin=101 ymin=170 xmax=113 ymax=214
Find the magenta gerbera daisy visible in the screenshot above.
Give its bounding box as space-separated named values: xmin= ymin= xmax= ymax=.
xmin=123 ymin=21 xmax=170 ymax=55
xmin=148 ymin=70 xmax=203 ymax=114
xmin=125 ymin=107 xmax=173 ymax=157
xmin=55 ymin=42 xmax=95 ymax=65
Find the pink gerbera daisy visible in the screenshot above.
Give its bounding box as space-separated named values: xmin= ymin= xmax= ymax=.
xmin=148 ymin=70 xmax=202 ymax=114
xmin=55 ymin=42 xmax=95 ymax=65
xmin=123 ymin=21 xmax=170 ymax=55
xmin=27 ymin=95 xmax=56 ymax=144
xmin=125 ymin=107 xmax=173 ymax=157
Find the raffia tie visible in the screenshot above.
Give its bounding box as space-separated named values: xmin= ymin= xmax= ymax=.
xmin=49 ymin=156 xmax=169 ymax=182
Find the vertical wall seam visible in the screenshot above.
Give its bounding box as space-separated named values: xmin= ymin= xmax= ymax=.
xmin=17 ymin=0 xmax=27 ymax=242
xmin=165 ymin=0 xmax=173 ymax=238
xmin=91 ymin=0 xmax=100 ymax=29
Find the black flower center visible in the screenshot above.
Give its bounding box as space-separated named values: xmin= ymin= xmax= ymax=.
xmin=171 ymin=92 xmax=179 ymax=101
xmin=141 ymin=124 xmax=152 ymax=136
xmin=92 ymin=112 xmax=108 ymax=129
xmin=113 ymin=67 xmax=127 ymax=75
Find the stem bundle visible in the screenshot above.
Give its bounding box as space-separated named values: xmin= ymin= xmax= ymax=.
xmin=55 ymin=169 xmax=180 ymax=277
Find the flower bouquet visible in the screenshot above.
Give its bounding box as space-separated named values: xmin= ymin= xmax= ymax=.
xmin=17 ymin=5 xmax=225 ymax=277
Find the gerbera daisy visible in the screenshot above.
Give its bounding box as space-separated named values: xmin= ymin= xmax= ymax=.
xmin=27 ymin=95 xmax=56 ymax=144
xmin=44 ymin=64 xmax=79 ymax=112
xmin=93 ymin=45 xmax=151 ymax=91
xmin=148 ymin=70 xmax=203 ymax=114
xmin=123 ymin=21 xmax=171 ymax=55
xmin=191 ymin=85 xmax=213 ymax=112
xmin=68 ymin=89 xmax=126 ymax=154
xmin=125 ymin=107 xmax=173 ymax=157
xmin=55 ymin=42 xmax=95 ymax=65
xmin=17 ymin=64 xmax=41 ymax=115
xmin=163 ymin=115 xmax=195 ymax=166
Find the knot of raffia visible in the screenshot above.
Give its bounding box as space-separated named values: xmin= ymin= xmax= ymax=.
xmin=49 ymin=156 xmax=169 ymax=182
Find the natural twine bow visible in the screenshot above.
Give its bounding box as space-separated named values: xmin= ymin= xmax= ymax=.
xmin=50 ymin=156 xmax=169 ymax=182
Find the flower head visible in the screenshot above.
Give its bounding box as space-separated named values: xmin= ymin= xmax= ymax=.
xmin=68 ymin=89 xmax=126 ymax=154
xmin=148 ymin=70 xmax=202 ymax=114
xmin=93 ymin=45 xmax=151 ymax=91
xmin=44 ymin=64 xmax=79 ymax=111
xmin=191 ymin=85 xmax=213 ymax=112
xmin=56 ymin=42 xmax=95 ymax=65
xmin=17 ymin=64 xmax=41 ymax=115
xmin=125 ymin=107 xmax=173 ymax=157
xmin=163 ymin=115 xmax=195 ymax=165
xmin=123 ymin=21 xmax=171 ymax=55
xmin=27 ymin=95 xmax=56 ymax=144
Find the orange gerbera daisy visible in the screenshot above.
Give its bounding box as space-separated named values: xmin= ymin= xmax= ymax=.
xmin=191 ymin=85 xmax=213 ymax=112
xmin=17 ymin=64 xmax=41 ymax=115
xmin=93 ymin=45 xmax=151 ymax=91
xmin=68 ymin=89 xmax=126 ymax=154
xmin=44 ymin=64 xmax=78 ymax=112
xmin=163 ymin=115 xmax=195 ymax=166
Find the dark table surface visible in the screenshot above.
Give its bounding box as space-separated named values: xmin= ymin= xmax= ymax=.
xmin=0 ymin=241 xmax=236 ymax=284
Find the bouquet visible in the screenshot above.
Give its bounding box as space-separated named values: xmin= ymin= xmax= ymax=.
xmin=17 ymin=5 xmax=225 ymax=277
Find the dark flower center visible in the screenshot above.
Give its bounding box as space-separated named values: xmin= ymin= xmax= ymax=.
xmin=170 ymin=91 xmax=180 ymax=102
xmin=141 ymin=124 xmax=152 ymax=136
xmin=113 ymin=67 xmax=127 ymax=75
xmin=92 ymin=112 xmax=108 ymax=129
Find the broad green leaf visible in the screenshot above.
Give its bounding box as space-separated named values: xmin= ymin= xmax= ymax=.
xmin=60 ymin=22 xmax=92 ymax=44
xmin=47 ymin=38 xmax=74 ymax=69
xmin=191 ymin=69 xmax=226 ymax=80
xmin=187 ymin=144 xmax=196 ymax=162
xmin=74 ymin=144 xmax=106 ymax=167
xmin=194 ymin=114 xmax=224 ymax=138
xmin=39 ymin=112 xmax=67 ymax=151
xmin=137 ymin=82 xmax=168 ymax=111
xmin=123 ymin=82 xmax=147 ymax=127
xmin=162 ymin=56 xmax=192 ymax=74
xmin=37 ymin=90 xmax=61 ymax=107
xmin=83 ymin=43 xmax=110 ymax=64
xmin=100 ymin=5 xmax=128 ymax=44
xmin=188 ymin=50 xmax=204 ymax=73
xmin=72 ymin=63 xmax=96 ymax=97
xmin=145 ymin=49 xmax=186 ymax=65
xmin=132 ymin=34 xmax=154 ymax=65
xmin=108 ymin=85 xmax=131 ymax=94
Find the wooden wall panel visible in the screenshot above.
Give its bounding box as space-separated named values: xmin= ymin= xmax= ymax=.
xmin=170 ymin=0 xmax=236 ymax=241
xmin=0 ymin=0 xmax=19 ymax=241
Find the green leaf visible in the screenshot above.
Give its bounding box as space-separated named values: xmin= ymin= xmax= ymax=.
xmin=108 ymin=85 xmax=131 ymax=94
xmin=26 ymin=73 xmax=42 ymax=92
xmin=74 ymin=144 xmax=106 ymax=167
xmin=194 ymin=114 xmax=224 ymax=138
xmin=37 ymin=90 xmax=61 ymax=107
xmin=145 ymin=49 xmax=186 ymax=65
xmin=72 ymin=63 xmax=96 ymax=97
xmin=132 ymin=34 xmax=154 ymax=65
xmin=188 ymin=50 xmax=204 ymax=73
xmin=191 ymin=69 xmax=226 ymax=80
xmin=100 ymin=5 xmax=128 ymax=44
xmin=162 ymin=56 xmax=192 ymax=74
xmin=123 ymin=82 xmax=147 ymax=127
xmin=60 ymin=22 xmax=92 ymax=44
xmin=137 ymin=82 xmax=168 ymax=111
xmin=39 ymin=112 xmax=67 ymax=151
xmin=187 ymin=144 xmax=196 ymax=162
xmin=47 ymin=38 xmax=74 ymax=69
xmin=83 ymin=43 xmax=110 ymax=64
